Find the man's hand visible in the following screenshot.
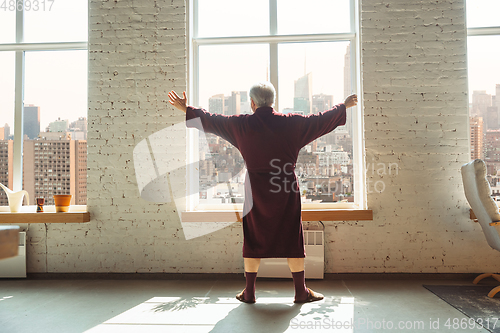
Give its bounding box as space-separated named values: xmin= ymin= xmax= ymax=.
xmin=168 ymin=90 xmax=188 ymax=113
xmin=344 ymin=94 xmax=358 ymax=108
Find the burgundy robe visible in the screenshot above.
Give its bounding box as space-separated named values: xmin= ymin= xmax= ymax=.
xmin=186 ymin=104 xmax=346 ymax=258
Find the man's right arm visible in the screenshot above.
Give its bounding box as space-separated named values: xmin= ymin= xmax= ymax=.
xmin=344 ymin=94 xmax=358 ymax=108
xmin=295 ymin=94 xmax=357 ymax=148
xmin=296 ymin=103 xmax=347 ymax=148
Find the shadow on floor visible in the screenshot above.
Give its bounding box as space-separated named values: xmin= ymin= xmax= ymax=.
xmin=210 ymin=303 xmax=303 ymax=333
xmin=210 ymin=297 xmax=343 ymax=333
xmin=151 ymin=296 xmax=215 ymax=312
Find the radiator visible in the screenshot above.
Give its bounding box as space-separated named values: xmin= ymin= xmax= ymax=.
xmin=0 ymin=232 xmax=27 ymax=278
xmin=257 ymin=230 xmax=324 ymax=279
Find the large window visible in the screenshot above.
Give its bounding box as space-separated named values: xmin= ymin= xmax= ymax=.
xmin=466 ymin=0 xmax=500 ymax=199
xmin=188 ymin=0 xmax=362 ymax=211
xmin=0 ymin=2 xmax=88 ymax=208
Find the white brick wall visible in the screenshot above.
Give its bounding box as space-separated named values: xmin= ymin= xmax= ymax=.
xmin=331 ymin=0 xmax=499 ymax=273
xmin=23 ymin=0 xmax=500 ymax=273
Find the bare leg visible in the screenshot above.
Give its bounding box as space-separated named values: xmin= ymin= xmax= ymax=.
xmin=287 ymin=258 xmax=304 ymax=272
xmin=244 ymin=258 xmax=261 ymax=272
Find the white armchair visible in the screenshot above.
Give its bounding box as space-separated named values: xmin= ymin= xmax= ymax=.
xmin=461 ymin=159 xmax=500 ymax=297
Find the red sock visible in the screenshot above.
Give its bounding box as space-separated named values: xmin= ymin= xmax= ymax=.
xmin=244 ymin=272 xmax=257 ymax=301
xmin=292 ymin=270 xmax=309 ymax=301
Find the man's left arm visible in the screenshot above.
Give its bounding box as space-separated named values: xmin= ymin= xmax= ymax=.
xmin=168 ymin=90 xmax=241 ymax=148
xmin=186 ymin=107 xmax=241 ymax=148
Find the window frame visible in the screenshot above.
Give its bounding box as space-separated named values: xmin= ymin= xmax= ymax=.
xmin=0 ymin=7 xmax=88 ymax=205
xmin=466 ymin=0 xmax=500 ymax=165
xmin=186 ymin=0 xmax=366 ymax=212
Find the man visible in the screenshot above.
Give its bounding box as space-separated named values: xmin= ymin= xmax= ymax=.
xmin=169 ymin=82 xmax=357 ymax=303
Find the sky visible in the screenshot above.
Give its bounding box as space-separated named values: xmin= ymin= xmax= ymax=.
xmin=198 ymin=41 xmax=350 ymax=113
xmin=466 ymin=0 xmax=500 ymax=100
xmin=196 ymin=0 xmax=351 ymax=111
xmin=0 ymin=0 xmax=88 ymax=132
xmin=0 ymin=0 xmax=499 ymax=133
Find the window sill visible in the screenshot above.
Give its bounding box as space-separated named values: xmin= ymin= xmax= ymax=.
xmin=181 ymin=209 xmax=373 ymax=222
xmin=0 ymin=205 xmax=90 ymax=223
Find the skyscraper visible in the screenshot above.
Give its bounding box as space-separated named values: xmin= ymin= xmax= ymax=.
xmin=485 ymin=129 xmax=500 ymax=175
xmin=496 ymin=84 xmax=500 ymax=108
xmin=48 ymin=118 xmax=69 ymax=132
xmin=294 ymin=73 xmax=312 ymax=114
xmin=4 ymin=123 xmax=10 ymax=140
xmin=209 ymin=92 xmax=249 ymax=115
xmin=472 ymin=91 xmax=492 ymax=119
xmin=209 ymin=94 xmax=225 ymax=114
xmin=470 ymin=116 xmax=484 ymax=160
xmin=239 ymin=91 xmax=251 ymax=114
xmin=486 ymin=106 xmax=499 ymax=130
xmin=225 ymin=91 xmax=241 ymax=116
xmin=312 ymin=94 xmax=334 ymax=113
xmin=240 ymin=91 xmax=248 ymax=103
xmin=0 ymin=140 xmax=14 ymax=206
xmin=70 ymin=117 xmax=88 ymax=140
xmin=24 ymin=105 xmax=41 ymax=140
xmin=74 ymin=140 xmax=87 ymax=205
xmin=22 ymin=139 xmax=87 ymax=205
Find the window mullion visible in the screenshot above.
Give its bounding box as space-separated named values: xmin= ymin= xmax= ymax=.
xmin=351 ymin=0 xmax=365 ymax=208
xmin=16 ymin=4 xmax=23 ymax=43
xmin=193 ymin=0 xmax=199 ymax=39
xmin=194 ymin=33 xmax=355 ymax=45
xmin=188 ymin=0 xmax=200 ymax=211
xmin=13 ymin=7 xmax=25 ymax=192
xmin=0 ymin=42 xmax=88 ymax=52
xmin=13 ymin=51 xmax=24 ymax=192
xmin=350 ymin=0 xmax=356 ymax=34
xmin=269 ymin=0 xmax=277 ymax=35
xmin=269 ymin=0 xmax=278 ymax=111
xmin=270 ymin=43 xmax=279 ymax=111
xmin=467 ymin=26 xmax=500 ymax=36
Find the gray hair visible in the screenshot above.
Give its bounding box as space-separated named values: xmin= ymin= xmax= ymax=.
xmin=249 ymin=82 xmax=275 ymax=108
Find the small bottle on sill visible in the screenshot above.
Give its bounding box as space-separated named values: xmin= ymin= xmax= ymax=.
xmin=36 ymin=198 xmax=45 ymax=213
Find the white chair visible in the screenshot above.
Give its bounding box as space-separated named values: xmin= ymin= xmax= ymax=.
xmin=461 ymin=159 xmax=500 ymax=297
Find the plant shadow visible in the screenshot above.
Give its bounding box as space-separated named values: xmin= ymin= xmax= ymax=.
xmin=151 ymin=297 xmax=214 ymax=312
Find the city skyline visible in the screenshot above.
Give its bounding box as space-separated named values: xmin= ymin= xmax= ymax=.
xmin=0 ymin=101 xmax=89 ymax=206
xmin=0 ymin=137 xmax=87 ymax=207
xmin=207 ymin=87 xmax=336 ymax=117
xmin=199 ymin=68 xmax=354 ymax=204
xmin=198 ymin=42 xmax=351 ymax=115
xmin=470 ymin=83 xmax=500 ymax=177
xmin=0 ymin=105 xmax=88 ymax=141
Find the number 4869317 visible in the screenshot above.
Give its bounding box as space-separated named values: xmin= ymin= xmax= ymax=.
xmin=1 ymin=0 xmax=55 ymax=11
